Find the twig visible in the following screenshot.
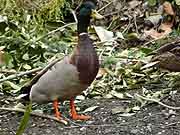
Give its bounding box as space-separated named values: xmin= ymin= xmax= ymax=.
xmin=103 ymin=11 xmax=120 ymax=17
xmin=70 ymin=9 xmax=78 ymax=23
xmin=143 ymin=39 xmax=159 ymax=46
xmin=0 ymin=57 xmax=64 ymax=84
xmin=133 ymin=14 xmax=139 ymax=34
xmin=0 ymin=107 xmax=68 ymax=125
xmin=136 ymin=94 xmax=180 ymax=110
xmin=36 ymin=22 xmax=76 ymax=42
xmin=122 ymin=19 xmax=132 ymax=34
xmin=0 ymin=67 xmax=42 ymax=83
xmin=75 ymin=0 xmax=83 ymax=11
xmin=23 ymin=22 xmax=76 ymax=47
xmin=28 ymin=57 xmax=63 ymax=86
xmin=164 ymin=122 xmax=180 ymax=127
xmin=97 ymin=1 xmax=113 ymax=12
xmin=0 ymin=70 xmax=17 ymax=74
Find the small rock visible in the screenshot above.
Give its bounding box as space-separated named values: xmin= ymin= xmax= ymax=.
xmin=79 ymin=127 xmax=86 ymax=131
xmin=130 ymin=129 xmax=139 ymax=134
xmin=46 ymin=129 xmax=51 ymax=133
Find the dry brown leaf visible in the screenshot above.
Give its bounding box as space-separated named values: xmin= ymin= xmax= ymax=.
xmin=128 ymin=0 xmax=142 ymax=9
xmin=144 ymin=27 xmax=171 ymax=39
xmin=0 ymin=47 xmax=5 ymax=65
xmin=144 ymin=19 xmax=173 ymax=40
xmin=96 ymin=68 xmax=107 ymax=79
xmin=163 ymin=2 xmax=175 ymax=16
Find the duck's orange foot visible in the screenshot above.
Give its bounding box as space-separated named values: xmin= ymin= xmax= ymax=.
xmin=53 ymin=99 xmax=68 ymax=125
xmin=71 ymin=114 xmax=91 ymax=120
xmin=53 ymin=99 xmax=61 ymax=119
xmin=70 ymin=98 xmax=91 ymax=120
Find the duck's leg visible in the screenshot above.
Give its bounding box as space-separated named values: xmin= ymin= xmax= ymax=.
xmin=70 ymin=98 xmax=91 ymax=120
xmin=53 ymin=99 xmax=61 ymax=119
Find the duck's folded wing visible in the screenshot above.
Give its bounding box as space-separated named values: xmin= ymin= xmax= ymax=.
xmin=19 ymin=57 xmax=64 ymax=101
xmin=30 ymin=57 xmax=87 ymax=103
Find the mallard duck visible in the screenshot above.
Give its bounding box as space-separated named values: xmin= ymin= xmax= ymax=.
xmin=20 ymin=0 xmax=103 ymax=120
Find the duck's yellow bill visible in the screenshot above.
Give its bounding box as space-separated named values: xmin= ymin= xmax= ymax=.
xmin=91 ymin=9 xmax=104 ymax=19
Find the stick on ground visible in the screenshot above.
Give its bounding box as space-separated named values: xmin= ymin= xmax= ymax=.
xmin=0 ymin=107 xmax=68 ymax=125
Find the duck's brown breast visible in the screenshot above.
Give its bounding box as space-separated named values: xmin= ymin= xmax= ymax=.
xmin=70 ymin=33 xmax=99 ymax=85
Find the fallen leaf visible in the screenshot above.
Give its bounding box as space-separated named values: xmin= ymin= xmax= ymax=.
xmin=83 ymin=106 xmax=99 ymax=113
xmin=23 ymin=64 xmax=31 ymax=70
xmin=112 ymin=107 xmax=127 ymax=114
xmin=96 ymin=68 xmax=108 ymax=79
xmin=94 ymin=26 xmax=114 ymax=42
xmin=104 ymin=94 xmax=113 ymax=99
xmin=4 ymin=81 xmax=21 ymax=90
xmin=140 ymin=61 xmax=160 ymax=70
xmin=115 ymin=32 xmax=124 ymax=39
xmin=132 ymin=106 xmax=140 ymax=111
xmin=126 ymin=33 xmax=139 ymax=40
xmin=111 ymin=91 xmax=124 ymax=99
xmin=176 ymin=0 xmax=180 ymax=5
xmin=163 ymin=2 xmax=175 ymax=16
xmin=145 ymin=15 xmax=162 ymax=26
xmin=144 ymin=25 xmax=172 ymax=39
xmin=128 ymin=0 xmax=142 ymax=9
xmin=76 ymin=95 xmax=85 ymax=100
xmin=119 ymin=113 xmax=136 ymax=117
xmin=0 ymin=50 xmax=5 ymax=65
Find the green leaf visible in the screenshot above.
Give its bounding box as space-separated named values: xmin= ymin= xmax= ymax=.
xmin=4 ymin=81 xmax=21 ymax=90
xmin=4 ymin=52 xmax=13 ymax=65
xmin=176 ymin=0 xmax=180 ymax=5
xmin=22 ymin=53 xmax=29 ymax=60
xmin=23 ymin=64 xmax=31 ymax=70
xmin=140 ymin=47 xmax=153 ymax=55
xmin=16 ymin=102 xmax=32 ymax=135
xmin=148 ymin=0 xmax=157 ymax=6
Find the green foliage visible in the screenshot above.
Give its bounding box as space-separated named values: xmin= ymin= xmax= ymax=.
xmin=0 ymin=0 xmax=73 ymax=71
xmin=148 ymin=0 xmax=157 ymax=6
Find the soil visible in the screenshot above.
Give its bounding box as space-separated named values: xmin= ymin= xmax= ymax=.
xmin=0 ymin=90 xmax=180 ymax=135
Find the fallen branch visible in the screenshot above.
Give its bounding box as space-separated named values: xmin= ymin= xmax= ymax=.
xmin=0 ymin=107 xmax=68 ymax=125
xmin=136 ymin=94 xmax=180 ymax=110
xmin=0 ymin=57 xmax=64 ymax=84
xmin=97 ymin=1 xmax=113 ymax=12
xmin=0 ymin=67 xmax=42 ymax=83
xmin=0 ymin=70 xmax=17 ymax=74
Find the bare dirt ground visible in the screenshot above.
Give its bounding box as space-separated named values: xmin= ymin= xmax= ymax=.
xmin=0 ymin=89 xmax=180 ymax=135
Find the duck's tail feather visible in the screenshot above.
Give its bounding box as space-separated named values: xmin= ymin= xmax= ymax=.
xmin=18 ymin=85 xmax=32 ymax=103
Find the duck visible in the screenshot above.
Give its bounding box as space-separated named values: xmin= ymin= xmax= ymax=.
xmin=20 ymin=0 xmax=103 ymax=120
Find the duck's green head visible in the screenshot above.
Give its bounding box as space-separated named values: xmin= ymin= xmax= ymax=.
xmin=77 ymin=1 xmax=103 ymax=34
